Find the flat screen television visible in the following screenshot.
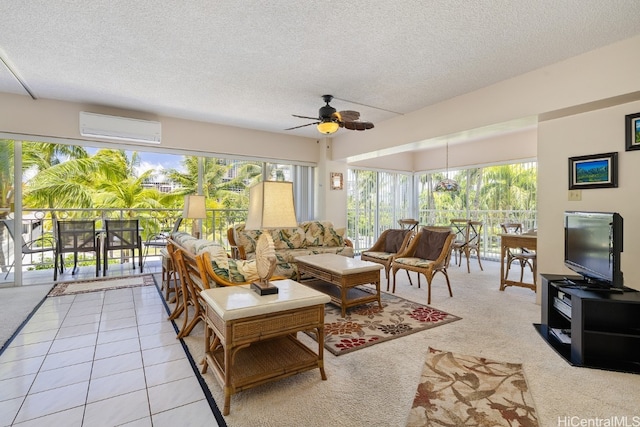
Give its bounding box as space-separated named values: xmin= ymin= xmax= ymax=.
xmin=564 ymin=211 xmax=623 ymax=289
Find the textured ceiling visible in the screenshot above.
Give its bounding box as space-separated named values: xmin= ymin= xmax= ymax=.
xmin=1 ymin=1 xmax=640 ymax=142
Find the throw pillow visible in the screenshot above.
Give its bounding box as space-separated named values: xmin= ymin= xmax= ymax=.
xmin=271 ymin=227 xmax=304 ymax=249
xmin=384 ymin=229 xmax=409 ymax=253
xmin=323 ymin=227 xmax=345 ymax=247
xmin=414 ymin=229 xmax=451 ymax=261
xmin=302 ymin=221 xmax=325 ymax=247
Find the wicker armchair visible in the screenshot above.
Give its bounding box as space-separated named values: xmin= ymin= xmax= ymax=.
xmin=361 ymin=228 xmax=414 ymax=291
xmin=391 ymin=227 xmax=455 ymax=305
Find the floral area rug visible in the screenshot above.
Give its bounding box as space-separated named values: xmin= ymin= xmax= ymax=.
xmin=47 ymin=274 xmax=155 ymax=297
xmin=407 ymin=347 xmax=539 ymax=427
xmin=308 ymin=288 xmax=461 ymax=356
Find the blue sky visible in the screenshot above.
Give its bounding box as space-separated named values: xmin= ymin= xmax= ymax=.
xmin=86 ymin=148 xmax=186 ymax=180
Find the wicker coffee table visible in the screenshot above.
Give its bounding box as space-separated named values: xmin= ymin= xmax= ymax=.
xmin=295 ymin=253 xmax=383 ymax=317
xmin=200 ymin=279 xmax=330 ymax=415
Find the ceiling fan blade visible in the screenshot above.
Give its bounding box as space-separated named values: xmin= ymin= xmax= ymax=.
xmin=285 ymin=122 xmax=319 ymax=130
xmin=335 ymin=110 xmax=360 ymax=122
xmin=292 ymin=114 xmax=320 ymax=120
xmin=341 ymin=121 xmax=375 ymax=131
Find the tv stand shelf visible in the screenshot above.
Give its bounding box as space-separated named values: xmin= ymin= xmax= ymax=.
xmin=537 ymin=274 xmax=640 ymax=374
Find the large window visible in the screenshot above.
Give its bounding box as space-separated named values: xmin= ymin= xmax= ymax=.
xmin=348 ymin=161 xmax=537 ymax=257
xmin=347 ymin=169 xmax=413 ymax=251
xmin=0 ymin=138 xmax=315 ymax=285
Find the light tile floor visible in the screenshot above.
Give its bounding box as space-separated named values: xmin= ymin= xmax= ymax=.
xmin=0 ymin=282 xmax=221 ymax=427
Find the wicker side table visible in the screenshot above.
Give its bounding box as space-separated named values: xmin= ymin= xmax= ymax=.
xmin=200 ymin=280 xmax=330 ymax=415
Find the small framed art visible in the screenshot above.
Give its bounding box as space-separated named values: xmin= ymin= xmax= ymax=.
xmin=568 ymin=152 xmax=618 ymax=190
xmin=330 ymin=172 xmax=343 ymax=190
xmin=625 ymin=112 xmax=640 ymax=151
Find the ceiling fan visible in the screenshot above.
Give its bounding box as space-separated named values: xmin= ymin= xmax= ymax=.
xmin=285 ymin=95 xmax=375 ymax=135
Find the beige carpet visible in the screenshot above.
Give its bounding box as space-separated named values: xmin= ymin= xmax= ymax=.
xmin=47 ymin=274 xmax=155 ymax=296
xmin=167 ymin=261 xmax=639 ymax=427
xmin=406 ymin=347 xmax=538 ymax=426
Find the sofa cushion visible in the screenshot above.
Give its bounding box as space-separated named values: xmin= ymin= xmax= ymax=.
xmin=414 ymin=229 xmax=450 ymax=261
xmin=171 ymin=232 xmax=198 ymax=252
xmin=196 ymin=240 xmax=259 ymax=284
xmin=271 ymin=227 xmax=305 ymax=250
xmin=233 ymin=224 xmax=261 ymax=254
xmin=323 ymin=226 xmax=346 ymax=247
xmin=384 ymin=229 xmax=409 ymax=253
xmin=302 ymin=221 xmax=328 ymax=247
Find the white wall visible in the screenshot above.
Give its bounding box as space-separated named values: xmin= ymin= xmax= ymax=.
xmin=0 ymin=93 xmax=318 ymax=164
xmin=333 ymin=34 xmax=640 ymax=162
xmin=538 ymin=100 xmax=640 ymax=291
xmin=314 ymin=138 xmax=348 ymax=228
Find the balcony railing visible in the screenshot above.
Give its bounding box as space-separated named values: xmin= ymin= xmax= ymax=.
xmin=2 ymin=207 xmax=537 ymax=279
xmin=0 ymin=208 xmax=248 ymax=278
xmin=348 ymin=208 xmax=537 ymax=261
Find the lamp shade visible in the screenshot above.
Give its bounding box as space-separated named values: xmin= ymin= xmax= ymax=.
xmin=183 ymin=195 xmax=207 ymax=219
xmin=317 ymin=120 xmax=339 ymax=135
xmin=245 ymin=181 xmax=297 ymax=230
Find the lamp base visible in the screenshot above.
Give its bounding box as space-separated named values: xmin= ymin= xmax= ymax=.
xmin=251 ymin=280 xmax=279 ymax=295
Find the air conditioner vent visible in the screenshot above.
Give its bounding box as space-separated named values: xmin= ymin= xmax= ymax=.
xmin=79 ymin=112 xmax=161 ymax=144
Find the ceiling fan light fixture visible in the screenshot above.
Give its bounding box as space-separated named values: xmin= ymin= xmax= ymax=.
xmin=317 ymin=119 xmax=339 ymax=134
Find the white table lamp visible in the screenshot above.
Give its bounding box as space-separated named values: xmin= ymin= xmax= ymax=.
xmin=245 ymin=181 xmax=297 ymax=295
xmin=183 ymin=194 xmax=207 ymax=238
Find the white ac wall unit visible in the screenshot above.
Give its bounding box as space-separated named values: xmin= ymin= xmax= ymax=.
xmin=79 ymin=112 xmax=161 ymax=144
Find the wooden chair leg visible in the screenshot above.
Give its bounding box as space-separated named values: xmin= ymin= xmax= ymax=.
xmin=392 ymin=269 xmax=397 ymax=293
xmin=476 ymin=248 xmax=484 ymax=271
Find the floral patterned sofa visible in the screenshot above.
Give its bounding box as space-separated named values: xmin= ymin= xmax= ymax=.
xmin=228 ymin=220 xmax=354 ymax=279
xmin=170 ymin=231 xmax=260 ymax=287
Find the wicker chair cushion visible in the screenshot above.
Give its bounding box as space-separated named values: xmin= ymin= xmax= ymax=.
xmin=361 ymin=251 xmax=394 ymax=261
xmin=414 ymin=229 xmax=450 ymax=261
xmin=384 ymin=229 xmax=409 ymax=253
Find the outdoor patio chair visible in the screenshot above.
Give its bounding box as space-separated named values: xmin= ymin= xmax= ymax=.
xmin=103 ymin=219 xmax=143 ymax=275
xmin=54 ymin=219 xmax=100 ymax=280
xmin=391 ymin=226 xmax=455 ymax=305
xmin=361 ymin=228 xmax=415 ymax=290
xmin=2 ymin=218 xmax=55 ymax=279
xmin=143 ymin=217 xmax=183 ymax=299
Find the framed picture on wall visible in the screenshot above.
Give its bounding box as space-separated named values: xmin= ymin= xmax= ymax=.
xmin=330 ymin=172 xmax=343 ymax=190
xmin=568 ymin=152 xmax=618 ymax=189
xmin=625 ymin=112 xmax=640 ymax=151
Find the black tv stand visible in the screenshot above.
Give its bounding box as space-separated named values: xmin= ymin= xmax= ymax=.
xmin=557 ymin=277 xmax=627 ymax=293
xmin=537 ymin=274 xmax=640 ymax=374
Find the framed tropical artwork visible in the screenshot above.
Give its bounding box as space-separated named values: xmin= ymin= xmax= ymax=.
xmin=625 ymin=112 xmax=640 ymax=151
xmin=568 ymin=152 xmax=618 ymax=189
